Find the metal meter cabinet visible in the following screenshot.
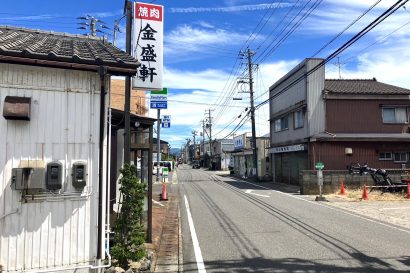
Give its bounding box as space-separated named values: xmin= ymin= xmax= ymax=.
xmin=46 ymin=161 xmax=63 ymax=190
xmin=72 ymin=162 xmax=87 ymax=189
xmin=11 ymin=167 xmax=46 ymax=191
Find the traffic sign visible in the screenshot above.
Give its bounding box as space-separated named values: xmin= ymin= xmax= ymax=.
xmin=150 ymin=101 xmax=167 ymax=109
xmin=315 ymin=162 xmax=325 ymax=170
xmin=161 ymin=115 xmax=171 ymax=128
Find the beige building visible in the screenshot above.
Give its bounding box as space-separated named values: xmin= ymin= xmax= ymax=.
xmin=110 ymin=79 xmax=147 ymax=115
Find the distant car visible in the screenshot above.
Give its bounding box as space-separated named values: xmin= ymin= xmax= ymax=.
xmin=192 ymin=161 xmax=200 ymax=169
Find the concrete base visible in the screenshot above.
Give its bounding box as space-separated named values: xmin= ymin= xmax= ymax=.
xmin=315 ymin=196 xmax=328 ymax=202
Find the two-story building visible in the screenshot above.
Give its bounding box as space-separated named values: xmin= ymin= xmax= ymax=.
xmin=269 ymin=58 xmax=410 ymax=185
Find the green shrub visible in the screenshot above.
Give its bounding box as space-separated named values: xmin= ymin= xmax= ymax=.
xmin=111 ymin=164 xmax=147 ymax=268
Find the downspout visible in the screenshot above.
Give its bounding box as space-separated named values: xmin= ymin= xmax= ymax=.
xmin=97 ymin=66 xmax=107 ymax=260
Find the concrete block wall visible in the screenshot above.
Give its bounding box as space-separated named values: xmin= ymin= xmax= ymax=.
xmin=300 ymin=169 xmax=409 ymax=195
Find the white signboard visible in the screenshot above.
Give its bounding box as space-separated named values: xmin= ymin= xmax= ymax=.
xmin=133 ymin=2 xmax=163 ymax=90
xmin=269 ymin=144 xmax=305 ymax=154
xmin=233 ymin=134 xmax=246 ymax=150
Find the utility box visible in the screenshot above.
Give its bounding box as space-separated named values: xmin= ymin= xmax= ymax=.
xmin=72 ymin=162 xmax=87 ymax=189
xmin=46 ymin=162 xmax=63 ymax=190
xmin=11 ymin=167 xmax=45 ymax=190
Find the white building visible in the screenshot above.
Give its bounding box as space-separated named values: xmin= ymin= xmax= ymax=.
xmin=0 ymin=26 xmax=139 ymax=272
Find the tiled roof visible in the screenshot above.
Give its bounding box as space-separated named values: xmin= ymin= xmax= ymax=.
xmin=0 ymin=26 xmax=139 ymax=72
xmin=325 ymin=79 xmax=410 ymax=95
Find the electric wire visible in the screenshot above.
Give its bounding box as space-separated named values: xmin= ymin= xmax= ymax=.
xmin=340 ymin=19 xmax=410 ymax=65
xmin=311 ymin=0 xmax=383 ymax=57
xmin=257 ymin=0 xmax=324 ymax=64
xmin=218 ymin=0 xmax=406 ymax=140
xmin=255 ymin=0 xmax=408 ymax=111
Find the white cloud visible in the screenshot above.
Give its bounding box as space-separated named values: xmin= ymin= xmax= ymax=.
xmin=169 ymin=3 xmax=294 ymax=13
xmin=163 ymin=66 xmax=231 ymax=92
xmin=304 ymin=1 xmax=409 ymax=36
xmin=327 ymin=38 xmax=410 ymax=89
xmin=165 ymin=25 xmax=249 ymax=60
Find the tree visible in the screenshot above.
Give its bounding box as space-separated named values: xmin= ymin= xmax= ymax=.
xmin=111 ymin=164 xmax=146 ymax=268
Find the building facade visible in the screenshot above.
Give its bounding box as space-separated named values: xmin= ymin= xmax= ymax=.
xmin=269 ymin=58 xmax=410 ymax=185
xmin=0 ymin=26 xmax=139 ymax=272
xmin=231 ymin=133 xmax=271 ymax=179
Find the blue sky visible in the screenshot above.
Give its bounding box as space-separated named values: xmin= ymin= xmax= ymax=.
xmin=2 ymin=1 xmax=410 ymax=150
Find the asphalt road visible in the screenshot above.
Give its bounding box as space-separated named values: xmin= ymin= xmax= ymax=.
xmin=177 ymin=165 xmax=410 ymax=273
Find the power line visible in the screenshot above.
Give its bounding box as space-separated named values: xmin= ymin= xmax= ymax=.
xmin=219 ymin=0 xmax=407 ymax=142
xmin=255 ymin=0 xmax=409 ymax=111
xmin=311 ymin=0 xmax=383 ymax=57
xmin=257 ymin=0 xmax=324 ymax=64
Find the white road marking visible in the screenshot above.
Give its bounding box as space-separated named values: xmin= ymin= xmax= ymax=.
xmin=235 ymin=179 xmax=410 ymax=235
xmin=152 ymin=199 xmax=165 ymax=207
xmin=380 ymin=207 xmax=410 ymax=210
xmin=245 ymin=189 xmax=270 ymax=198
xmin=184 ymin=195 xmax=207 ymax=273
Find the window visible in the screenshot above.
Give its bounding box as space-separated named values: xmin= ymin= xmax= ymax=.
xmin=382 ymin=107 xmax=408 ymax=124
xmin=379 ymin=152 xmax=392 ymax=161
xmin=274 ymin=116 xmax=288 ymax=132
xmin=294 ymin=110 xmax=304 ymax=129
xmin=393 ymin=152 xmax=407 ymax=163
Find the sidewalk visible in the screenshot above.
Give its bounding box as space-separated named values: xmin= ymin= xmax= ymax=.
xmin=151 ymin=170 xmax=182 ymax=272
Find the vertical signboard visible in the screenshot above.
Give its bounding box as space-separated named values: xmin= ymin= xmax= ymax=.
xmin=133 ymin=2 xmax=163 ymax=90
xmin=233 ymin=133 xmax=246 ymax=150
xmin=150 ymin=88 xmax=168 ymax=109
xmin=161 ymin=115 xmax=171 ymax=128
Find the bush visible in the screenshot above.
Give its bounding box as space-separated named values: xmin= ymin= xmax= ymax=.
xmin=111 ymin=164 xmax=147 ymax=268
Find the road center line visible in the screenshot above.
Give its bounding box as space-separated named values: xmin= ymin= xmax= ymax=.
xmin=184 ymin=195 xmax=207 ymax=273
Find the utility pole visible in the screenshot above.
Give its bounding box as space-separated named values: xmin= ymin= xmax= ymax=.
xmin=77 ymin=15 xmax=110 ymax=37
xmin=124 ymin=2 xmax=132 ymax=164
xmin=205 ymin=109 xmax=213 ymax=169
xmin=192 ymin=130 xmax=197 ymax=161
xmin=202 ymin=119 xmax=205 ymax=160
xmin=245 ymin=48 xmax=258 ymax=180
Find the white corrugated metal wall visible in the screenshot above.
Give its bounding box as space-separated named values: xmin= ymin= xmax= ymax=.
xmin=0 ymin=63 xmax=106 ymax=272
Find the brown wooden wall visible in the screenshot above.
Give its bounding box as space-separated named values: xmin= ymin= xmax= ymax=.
xmin=309 ymin=141 xmax=410 ymax=170
xmin=326 ymin=99 xmax=410 ymax=133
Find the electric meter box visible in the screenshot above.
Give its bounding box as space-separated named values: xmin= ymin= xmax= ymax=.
xmin=72 ymin=162 xmax=87 ymax=189
xmin=46 ymin=161 xmax=63 ymax=190
xmin=11 ymin=167 xmax=45 ymax=190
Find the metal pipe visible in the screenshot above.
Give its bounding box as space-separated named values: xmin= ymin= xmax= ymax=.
xmin=124 ymin=0 xmax=132 ymax=164
xmin=24 ymin=249 xmax=111 ymax=273
xmin=157 ymin=109 xmax=161 ymax=182
xmin=97 ymin=66 xmax=107 ymax=259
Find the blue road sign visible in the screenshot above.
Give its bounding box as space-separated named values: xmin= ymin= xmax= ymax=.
xmin=162 ymin=122 xmax=170 ymax=128
xmin=150 ymin=101 xmax=168 ymax=109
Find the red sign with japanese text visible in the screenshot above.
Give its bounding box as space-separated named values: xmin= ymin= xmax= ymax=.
xmin=135 ymin=2 xmax=163 ymax=22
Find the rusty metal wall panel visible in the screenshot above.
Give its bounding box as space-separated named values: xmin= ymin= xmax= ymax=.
xmin=0 ymin=63 xmax=103 ymax=272
xmin=326 ymin=99 xmax=410 ymax=133
xmin=310 ymin=141 xmax=410 ymax=170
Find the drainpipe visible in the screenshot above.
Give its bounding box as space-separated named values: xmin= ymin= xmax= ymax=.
xmin=98 ymin=66 xmax=108 ymax=260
